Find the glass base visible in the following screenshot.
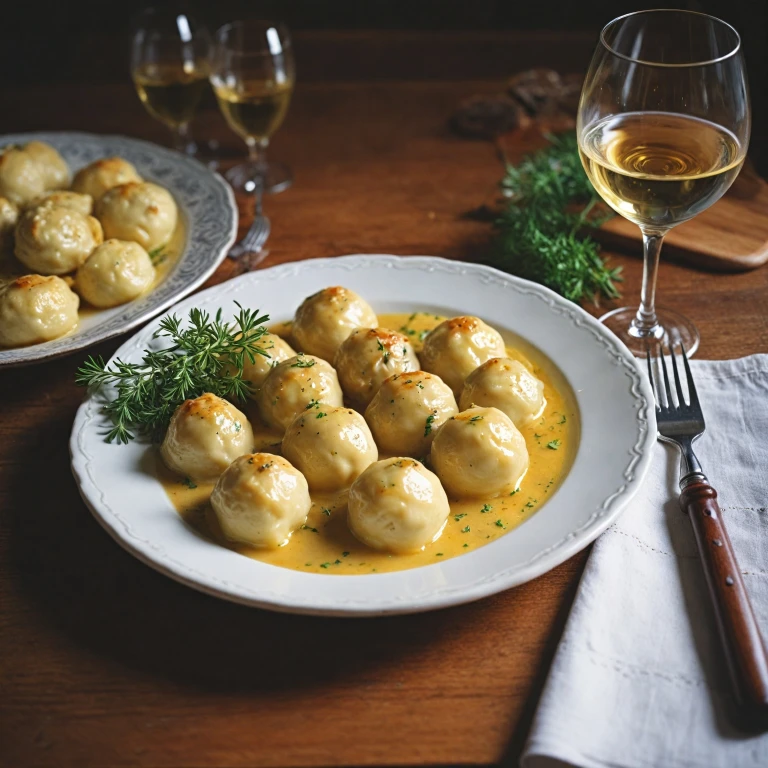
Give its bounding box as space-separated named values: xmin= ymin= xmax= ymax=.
xmin=225 ymin=160 xmax=293 ymax=195
xmin=599 ymin=306 xmax=700 ymax=358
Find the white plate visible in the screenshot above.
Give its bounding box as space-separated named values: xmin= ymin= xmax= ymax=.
xmin=0 ymin=132 xmax=237 ymax=367
xmin=70 ymin=255 xmax=656 ymax=616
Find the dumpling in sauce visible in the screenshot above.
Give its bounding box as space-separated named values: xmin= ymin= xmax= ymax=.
xmin=242 ymin=332 xmax=296 ymax=394
xmin=75 ymin=239 xmax=155 ymax=308
xmin=0 ymin=196 xmax=18 ymax=252
xmin=0 ymin=274 xmax=79 ymax=347
xmin=160 ymin=393 xmax=254 ymax=482
xmin=23 ymin=141 xmax=70 ymax=190
xmin=364 ymin=371 xmax=457 ymax=458
xmin=430 ymin=406 xmax=528 ymax=499
xmin=211 ymin=453 xmax=311 ymax=548
xmin=96 ymin=181 xmax=177 ymax=252
xmin=258 ymin=353 xmax=343 ymax=432
xmin=292 ymin=286 xmax=377 ymax=362
xmin=460 ymin=357 xmax=546 ymax=428
xmin=0 ymin=147 xmax=46 ymax=205
xmin=333 ymin=327 xmax=419 ymax=406
xmin=72 ymin=157 xmax=143 ymax=201
xmin=15 ymin=204 xmax=103 ymax=275
xmin=420 ymin=316 xmax=506 ymax=397
xmin=282 ymin=405 xmax=378 ymax=492
xmin=348 ymin=457 xmax=449 ymax=553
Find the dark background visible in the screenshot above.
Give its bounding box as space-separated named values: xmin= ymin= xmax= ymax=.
xmin=3 ymin=0 xmax=767 ymax=170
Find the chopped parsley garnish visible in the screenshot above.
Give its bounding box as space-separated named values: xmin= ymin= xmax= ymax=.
xmin=468 ymin=415 xmax=483 ymax=424
xmin=495 ymin=519 xmax=506 ymax=528
xmin=182 ymin=477 xmax=197 ymax=489
xmin=509 ymin=489 xmax=519 ymax=496
xmin=454 ymin=513 xmax=467 ymax=521
xmin=342 ymin=551 xmax=350 ymax=557
xmin=320 ymin=562 xmax=331 ymax=569
xmin=291 ymin=354 xmax=315 ymax=368
xmin=301 ymin=525 xmax=318 ymax=533
xmin=547 ymin=439 xmax=562 ymax=450
xmin=461 ymin=526 xmax=470 ymax=533
xmin=321 ymin=507 xmax=332 ymax=516
xmin=305 ymin=399 xmax=320 ymax=410
xmin=316 ymin=411 xmax=328 ymax=419
xmin=148 ymin=245 xmax=166 ymax=264
xmin=234 ymin=422 xmax=242 ymax=432
xmin=463 ymin=543 xmax=469 ymax=548
xmin=436 ymin=552 xmax=444 ymax=557
xmin=558 ymin=414 xmax=567 ymax=424
xmin=481 ymin=503 xmax=492 ymax=513
xmin=424 ymin=411 xmax=437 ymax=436
xmin=418 ymin=329 xmax=430 ymax=342
xmin=376 ymin=338 xmax=390 ymax=363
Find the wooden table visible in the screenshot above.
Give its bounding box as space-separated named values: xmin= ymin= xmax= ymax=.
xmin=2 ymin=61 xmax=767 ymax=768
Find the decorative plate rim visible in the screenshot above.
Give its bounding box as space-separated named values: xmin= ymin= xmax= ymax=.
xmin=70 ymin=254 xmax=657 ymax=616
xmin=0 ymin=131 xmax=238 ymax=368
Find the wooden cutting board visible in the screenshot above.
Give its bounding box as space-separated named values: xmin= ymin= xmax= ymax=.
xmin=595 ymin=164 xmax=768 ymax=272
xmin=497 ymin=127 xmax=768 ymax=272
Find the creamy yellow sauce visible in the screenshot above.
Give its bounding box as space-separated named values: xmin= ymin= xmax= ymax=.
xmin=161 ymin=311 xmax=579 ymax=575
xmin=0 ymin=209 xmax=185 ymax=321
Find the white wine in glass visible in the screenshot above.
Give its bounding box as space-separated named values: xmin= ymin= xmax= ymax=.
xmin=580 ymin=112 xmax=744 ymax=231
xmin=133 ymin=63 xmax=209 ymax=130
xmin=578 ymin=10 xmax=750 ymax=357
xmin=214 ymin=80 xmax=293 ymax=144
xmin=210 ymin=21 xmax=295 ymax=195
xmin=131 ymin=7 xmax=211 ymax=156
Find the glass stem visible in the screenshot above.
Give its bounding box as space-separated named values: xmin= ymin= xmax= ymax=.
xmin=173 ymin=123 xmax=192 ymax=154
xmin=246 ymin=138 xmax=269 ymax=167
xmin=630 ymin=231 xmax=666 ymax=338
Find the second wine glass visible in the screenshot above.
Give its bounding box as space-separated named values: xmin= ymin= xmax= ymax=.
xmin=210 ymin=21 xmax=295 ymax=195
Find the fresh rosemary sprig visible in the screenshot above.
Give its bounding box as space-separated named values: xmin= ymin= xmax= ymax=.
xmin=76 ymin=303 xmax=269 ymax=444
xmin=489 ymin=132 xmax=623 ymax=304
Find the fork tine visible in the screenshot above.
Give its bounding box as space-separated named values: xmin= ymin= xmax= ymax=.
xmin=658 ymin=346 xmax=674 ymax=410
xmin=668 ymin=340 xmax=686 ymax=408
xmin=645 ymin=350 xmax=658 ymax=405
xmin=679 ymin=342 xmax=701 ymax=410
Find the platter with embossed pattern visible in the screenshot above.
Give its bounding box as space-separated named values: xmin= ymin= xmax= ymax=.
xmin=70 ymin=255 xmax=656 ymax=616
xmin=0 ymin=132 xmax=237 ymax=367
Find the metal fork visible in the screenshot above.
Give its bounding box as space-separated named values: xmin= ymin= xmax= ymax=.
xmin=228 ymin=183 xmax=271 ymax=265
xmin=647 ymin=343 xmax=768 ymax=717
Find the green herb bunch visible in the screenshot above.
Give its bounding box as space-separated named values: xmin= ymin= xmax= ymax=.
xmin=490 ymin=132 xmax=622 ymax=304
xmin=76 ymin=304 xmax=269 ymax=444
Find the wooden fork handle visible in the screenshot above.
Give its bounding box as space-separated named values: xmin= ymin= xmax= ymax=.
xmin=681 ymin=481 xmax=768 ymax=716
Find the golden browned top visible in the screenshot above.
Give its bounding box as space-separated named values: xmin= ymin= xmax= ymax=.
xmin=12 ymin=274 xmax=50 ymax=290
xmin=178 ymin=392 xmax=227 ymax=417
xmin=445 ymin=316 xmax=481 ymax=332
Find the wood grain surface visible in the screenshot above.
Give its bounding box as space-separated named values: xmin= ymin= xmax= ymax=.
xmin=1 ymin=38 xmax=767 ymax=767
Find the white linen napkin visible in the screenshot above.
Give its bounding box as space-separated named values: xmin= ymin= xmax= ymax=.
xmin=522 ymin=354 xmax=768 ymax=768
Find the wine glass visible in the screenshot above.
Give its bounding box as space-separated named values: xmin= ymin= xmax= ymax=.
xmin=578 ymin=10 xmax=750 ymax=357
xmin=131 ymin=6 xmax=211 ymax=156
xmin=210 ymin=21 xmax=295 ymax=195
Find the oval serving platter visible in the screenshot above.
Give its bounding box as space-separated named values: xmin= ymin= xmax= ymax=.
xmin=70 ymin=255 xmax=656 ymax=616
xmin=0 ymin=131 xmax=237 ymax=367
